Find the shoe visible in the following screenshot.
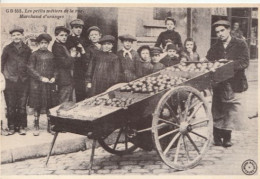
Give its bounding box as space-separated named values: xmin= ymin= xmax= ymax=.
xmin=222 ymin=130 xmax=233 ymax=147
xmin=1 ymin=129 xmax=10 ymax=136
xmin=47 ymin=119 xmax=55 ymax=135
xmin=213 ymin=127 xmax=222 ymax=146
xmin=8 ymin=125 xmax=15 ymax=135
xmin=18 ymin=127 xmax=26 ymax=135
xmin=33 ymin=117 xmax=40 ymax=136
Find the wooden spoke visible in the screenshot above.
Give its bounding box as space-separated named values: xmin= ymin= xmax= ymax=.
xmin=174 ymin=134 xmax=182 ymax=164
xmin=184 ymin=92 xmax=192 ymax=121
xmin=186 ymin=133 xmax=200 ymax=154
xmin=190 ymin=131 xmax=208 ymax=140
xmin=191 ymin=119 xmax=209 ymax=129
xmin=163 ymin=132 xmax=181 ymax=155
xmin=113 ymin=127 xmax=123 ymax=150
xmin=182 ymin=135 xmax=191 ymax=162
xmin=155 ymin=116 xmax=180 ymax=127
xmin=177 ymin=92 xmax=183 ymax=122
xmin=187 ymin=102 xmax=203 ymax=122
xmin=158 ymin=128 xmax=179 ymax=140
xmin=188 ymin=98 xmax=200 ymax=111
xmin=165 ymin=102 xmax=179 ymax=121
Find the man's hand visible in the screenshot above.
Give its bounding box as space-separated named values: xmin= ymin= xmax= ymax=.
xmin=87 ymin=83 xmax=92 ymax=88
xmin=41 ymin=77 xmax=49 ymax=83
xmin=49 ymin=78 xmax=55 ymax=83
xmin=77 ymin=43 xmax=86 ymax=54
xmin=218 ymin=59 xmax=228 ymax=62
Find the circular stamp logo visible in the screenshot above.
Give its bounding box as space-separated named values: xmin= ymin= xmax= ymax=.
xmin=241 ymin=159 xmax=257 ymax=175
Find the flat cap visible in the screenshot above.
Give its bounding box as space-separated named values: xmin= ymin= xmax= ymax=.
xmin=9 ymin=25 xmax=24 ymax=34
xmin=151 ymin=47 xmax=163 ymax=55
xmin=166 ymin=44 xmax=178 ymax=51
xmin=70 ymin=19 xmax=84 ymax=27
xmin=137 ymin=45 xmax=151 ymax=55
xmin=165 ymin=17 xmax=176 ymax=24
xmin=99 ymin=35 xmax=115 ymax=44
xmin=55 ymin=26 xmax=70 ymax=35
xmin=212 ymin=20 xmax=231 ymax=28
xmin=118 ymin=34 xmax=137 ymax=41
xmin=36 ymin=33 xmax=52 ymax=43
xmin=87 ymin=26 xmax=101 ymax=35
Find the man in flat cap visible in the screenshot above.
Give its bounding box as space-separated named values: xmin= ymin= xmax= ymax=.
xmin=206 ymin=20 xmax=249 ymax=147
xmin=117 ymin=34 xmax=142 ymax=82
xmin=1 ymin=25 xmax=31 ymax=135
xmin=66 ymin=19 xmax=88 ymax=102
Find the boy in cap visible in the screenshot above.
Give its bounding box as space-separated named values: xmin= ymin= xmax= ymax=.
xmin=67 ymin=19 xmax=88 ymax=102
xmin=206 ymin=20 xmax=249 ymax=147
xmin=85 ymin=26 xmax=102 ymax=93
xmin=160 ymin=43 xmax=180 ymax=67
xmin=28 ymin=33 xmax=57 ymax=136
xmin=117 ymin=34 xmax=142 ymax=82
xmin=150 ymin=47 xmax=165 ymax=72
xmin=1 ymin=25 xmax=31 ymax=135
xmin=155 ymin=17 xmax=183 ymax=51
xmin=52 ymin=26 xmax=75 ymax=104
xmin=86 ymin=35 xmax=122 ymax=96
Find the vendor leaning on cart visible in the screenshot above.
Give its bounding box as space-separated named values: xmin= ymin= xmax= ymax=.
xmin=206 ymin=20 xmax=249 ymax=148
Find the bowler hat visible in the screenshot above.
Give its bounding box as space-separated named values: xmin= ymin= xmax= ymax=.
xmin=55 ymin=26 xmax=70 ymax=35
xmin=212 ymin=20 xmax=231 ymax=28
xmin=99 ymin=35 xmax=115 ymax=44
xmin=9 ymin=25 xmax=24 ymax=34
xmin=36 ymin=33 xmax=52 ymax=43
xmin=87 ymin=26 xmax=101 ymax=35
xmin=151 ymin=47 xmax=163 ymax=55
xmin=137 ymin=45 xmax=151 ymax=55
xmin=70 ymin=19 xmax=84 ymax=27
xmin=118 ymin=34 xmax=137 ymax=41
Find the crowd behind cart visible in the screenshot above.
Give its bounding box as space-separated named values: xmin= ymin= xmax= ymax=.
xmin=1 ymin=17 xmax=249 ymax=149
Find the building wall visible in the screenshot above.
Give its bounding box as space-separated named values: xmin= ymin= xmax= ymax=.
xmin=1 ymin=7 xmax=77 ymax=50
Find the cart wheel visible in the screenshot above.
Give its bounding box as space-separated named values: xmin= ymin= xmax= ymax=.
xmin=98 ymin=125 xmax=138 ymax=156
xmin=152 ymin=86 xmax=213 ymax=170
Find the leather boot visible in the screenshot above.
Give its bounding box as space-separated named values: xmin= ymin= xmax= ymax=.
xmin=213 ymin=127 xmax=222 ymax=146
xmin=33 ymin=116 xmax=40 ymax=136
xmin=223 ymin=130 xmax=233 ymax=147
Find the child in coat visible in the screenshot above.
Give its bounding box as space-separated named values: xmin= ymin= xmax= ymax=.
xmin=137 ymin=45 xmax=153 ymax=77
xmin=117 ymin=34 xmax=142 ymax=82
xmin=181 ymin=38 xmax=200 ymax=62
xmin=151 ymin=47 xmax=165 ymax=72
xmin=86 ymin=35 xmax=122 ymax=96
xmin=28 ymin=33 xmax=57 ymax=136
xmin=160 ymin=44 xmax=180 ymax=67
xmin=52 ymin=26 xmax=75 ymax=104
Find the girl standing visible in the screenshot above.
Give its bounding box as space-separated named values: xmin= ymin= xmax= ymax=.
xmin=137 ymin=45 xmax=153 ymax=77
xmin=28 ymin=33 xmax=57 ymax=136
xmin=181 ymin=38 xmax=200 ymax=62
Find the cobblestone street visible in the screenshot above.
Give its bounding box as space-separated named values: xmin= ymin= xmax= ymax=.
xmin=0 ymin=117 xmax=258 ymax=175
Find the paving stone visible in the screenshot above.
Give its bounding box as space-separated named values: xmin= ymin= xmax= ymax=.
xmin=152 ymin=169 xmax=170 ymax=174
xmin=119 ymin=160 xmax=138 ymax=166
xmin=130 ymin=168 xmax=150 ymax=173
xmin=110 ymin=169 xmax=129 ymax=174
xmin=96 ymin=169 xmax=110 ymax=174
xmin=143 ymin=164 xmax=161 ymax=169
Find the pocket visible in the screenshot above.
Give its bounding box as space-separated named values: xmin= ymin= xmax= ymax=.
xmin=221 ymin=82 xmax=235 ymax=100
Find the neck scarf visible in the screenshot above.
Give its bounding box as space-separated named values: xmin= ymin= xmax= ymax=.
xmin=122 ymin=48 xmax=133 ymax=60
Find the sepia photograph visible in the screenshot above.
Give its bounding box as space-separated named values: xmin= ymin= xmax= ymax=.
xmin=0 ymin=3 xmax=259 ymax=176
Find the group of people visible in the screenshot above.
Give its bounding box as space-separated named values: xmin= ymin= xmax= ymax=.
xmin=1 ymin=16 xmax=249 ymax=149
